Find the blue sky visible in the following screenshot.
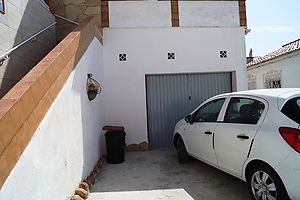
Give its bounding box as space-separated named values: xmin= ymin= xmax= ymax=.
xmin=245 ymin=0 xmax=300 ymax=57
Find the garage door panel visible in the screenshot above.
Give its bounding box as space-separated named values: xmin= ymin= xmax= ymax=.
xmin=146 ymin=74 xmax=189 ymax=149
xmin=190 ymin=73 xmax=232 ymax=109
xmin=146 ymin=72 xmax=232 ymax=149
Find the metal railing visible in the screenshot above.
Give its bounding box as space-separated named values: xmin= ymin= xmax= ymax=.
xmin=0 ymin=13 xmax=80 ymax=66
xmin=38 ymin=0 xmax=50 ymax=11
xmin=0 ymin=22 xmax=56 ymax=66
xmin=54 ymin=14 xmax=80 ymax=26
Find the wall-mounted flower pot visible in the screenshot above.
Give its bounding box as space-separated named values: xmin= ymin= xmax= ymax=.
xmin=86 ymin=74 xmax=102 ymax=101
xmin=87 ymin=90 xmax=98 ymax=101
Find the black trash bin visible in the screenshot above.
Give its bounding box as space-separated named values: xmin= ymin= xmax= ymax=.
xmin=105 ymin=130 xmax=126 ymax=164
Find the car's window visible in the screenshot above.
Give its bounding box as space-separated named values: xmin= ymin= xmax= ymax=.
xmin=192 ymin=98 xmax=225 ymax=122
xmin=224 ymin=97 xmax=265 ymax=124
xmin=281 ymin=97 xmax=300 ymax=124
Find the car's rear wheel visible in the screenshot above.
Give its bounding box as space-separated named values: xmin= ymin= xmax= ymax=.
xmin=247 ymin=164 xmax=290 ymax=200
xmin=177 ymin=136 xmax=189 ymax=163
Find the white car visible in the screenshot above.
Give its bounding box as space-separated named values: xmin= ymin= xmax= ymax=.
xmin=173 ymin=88 xmax=300 ymax=200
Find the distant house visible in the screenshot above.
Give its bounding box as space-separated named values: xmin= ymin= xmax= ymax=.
xmin=247 ymin=39 xmax=300 ymax=89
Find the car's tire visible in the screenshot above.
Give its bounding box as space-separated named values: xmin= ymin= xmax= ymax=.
xmin=247 ymin=163 xmax=290 ymax=200
xmin=177 ymin=136 xmax=189 ymax=163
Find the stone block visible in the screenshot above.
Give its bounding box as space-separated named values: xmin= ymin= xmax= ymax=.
xmin=89 ymin=175 xmax=96 ymax=184
xmin=83 ymin=0 xmax=101 ymax=7
xmin=75 ymin=188 xmax=89 ymax=199
xmin=139 ymin=141 xmax=149 ymax=151
xmin=63 ymin=0 xmax=85 ymax=6
xmin=70 ymin=195 xmax=83 ymax=200
xmin=77 ymin=14 xmax=89 ymax=23
xmin=79 ymin=182 xmax=90 ymax=193
xmin=126 ymin=144 xmax=139 ymax=152
xmin=126 ymin=142 xmax=149 ymax=152
xmin=55 ymin=4 xmax=66 ymax=16
xmin=84 ymin=6 xmax=100 ymax=15
xmin=83 ymin=178 xmax=92 ymax=189
xmin=66 ymin=4 xmax=81 ymax=21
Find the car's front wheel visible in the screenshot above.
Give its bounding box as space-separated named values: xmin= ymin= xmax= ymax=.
xmin=247 ymin=164 xmax=290 ymax=200
xmin=177 ymin=136 xmax=189 ymax=163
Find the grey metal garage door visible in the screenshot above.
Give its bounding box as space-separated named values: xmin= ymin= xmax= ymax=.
xmin=146 ymin=72 xmax=232 ymax=149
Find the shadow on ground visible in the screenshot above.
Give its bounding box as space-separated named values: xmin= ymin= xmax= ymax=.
xmin=92 ymin=149 xmax=250 ymax=200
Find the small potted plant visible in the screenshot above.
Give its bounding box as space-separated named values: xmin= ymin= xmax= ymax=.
xmin=87 ymin=74 xmax=102 ymax=101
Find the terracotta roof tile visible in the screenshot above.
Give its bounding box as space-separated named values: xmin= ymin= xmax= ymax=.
xmin=247 ymin=39 xmax=300 ymax=67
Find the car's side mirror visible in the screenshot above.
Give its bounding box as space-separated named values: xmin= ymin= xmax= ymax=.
xmin=185 ymin=115 xmax=194 ymax=124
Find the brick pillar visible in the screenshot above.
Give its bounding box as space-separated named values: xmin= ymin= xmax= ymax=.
xmin=101 ymin=0 xmax=109 ymax=28
xmin=171 ymin=0 xmax=179 ymax=27
xmin=239 ymin=0 xmax=247 ymax=27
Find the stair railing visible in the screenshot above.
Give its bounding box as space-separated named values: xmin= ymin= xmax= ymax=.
xmin=0 ymin=13 xmax=80 ymax=66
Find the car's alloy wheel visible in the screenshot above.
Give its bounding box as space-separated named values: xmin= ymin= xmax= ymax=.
xmin=248 ymin=164 xmax=290 ymax=200
xmin=251 ymin=171 xmax=277 ymax=200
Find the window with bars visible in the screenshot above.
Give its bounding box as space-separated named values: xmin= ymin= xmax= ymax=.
xmin=265 ymin=80 xmax=281 ymax=88
xmin=263 ymin=70 xmax=282 ymax=89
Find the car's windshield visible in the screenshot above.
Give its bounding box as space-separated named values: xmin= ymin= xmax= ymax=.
xmin=281 ymin=97 xmax=300 ymax=124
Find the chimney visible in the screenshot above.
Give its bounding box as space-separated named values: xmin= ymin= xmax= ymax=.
xmin=247 ymin=48 xmax=254 ymax=63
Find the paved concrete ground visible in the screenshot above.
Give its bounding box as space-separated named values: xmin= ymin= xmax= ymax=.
xmin=91 ymin=149 xmax=250 ymax=200
xmin=89 ymin=189 xmax=194 ymax=200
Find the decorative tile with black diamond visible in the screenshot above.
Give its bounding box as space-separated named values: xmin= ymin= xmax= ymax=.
xmin=220 ymin=51 xmax=227 ymax=58
xmin=119 ymin=54 xmax=127 ymax=62
xmin=168 ymin=53 xmax=175 ymax=60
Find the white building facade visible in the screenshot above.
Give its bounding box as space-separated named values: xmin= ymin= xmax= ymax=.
xmin=0 ymin=1 xmax=249 ymax=199
xmin=103 ymin=0 xmax=248 ymax=149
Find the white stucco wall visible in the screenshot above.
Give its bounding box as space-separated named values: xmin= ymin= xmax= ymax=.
xmin=109 ymin=0 xmax=240 ymax=28
xmin=0 ymin=38 xmax=105 ymax=200
xmin=109 ymin=0 xmax=171 ymax=28
xmin=247 ymin=52 xmax=300 ymax=89
xmin=179 ymin=1 xmax=240 ymax=27
xmin=103 ymin=27 xmax=247 ymax=144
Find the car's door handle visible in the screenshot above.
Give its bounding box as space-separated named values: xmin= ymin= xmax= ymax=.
xmin=204 ymin=131 xmax=213 ymax=135
xmin=237 ymin=135 xmax=249 ymax=139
